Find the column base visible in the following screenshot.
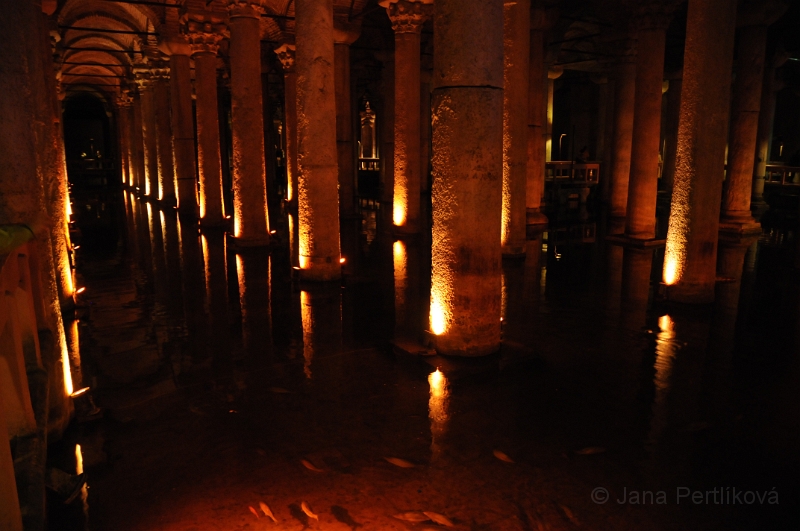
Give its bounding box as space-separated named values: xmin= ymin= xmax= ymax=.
xmin=228 ymin=234 xmax=271 ymax=248
xmin=393 ymin=222 xmax=421 ymax=236
xmin=295 ymin=268 xmax=342 ymax=283
xmin=501 ymin=242 xmax=527 ymax=257
xmin=659 ymin=280 xmax=715 ymax=304
xmin=750 ymin=196 xmax=769 ymax=219
xmin=159 ymin=195 xmax=178 ymax=209
xmin=199 ymin=217 xmax=230 ymax=230
xmin=719 ymin=215 xmax=761 ymax=236
xmin=525 ymin=209 xmax=548 ymax=227
xmin=430 ymin=334 xmax=501 ymax=357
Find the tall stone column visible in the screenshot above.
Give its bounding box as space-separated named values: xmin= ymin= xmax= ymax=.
xmin=162 ymin=37 xmax=198 ymax=217
xmin=608 ymin=41 xmax=636 ymax=220
xmin=227 ymin=0 xmax=270 ymax=245
xmin=135 ymin=69 xmax=159 ymax=198
xmin=130 ymin=89 xmax=146 ymax=194
xmin=501 ymin=0 xmax=529 ymax=254
xmin=625 ymin=10 xmax=670 ymax=240
xmin=186 ymin=14 xmax=226 ymax=226
xmin=663 ymin=0 xmax=737 ymax=303
xmin=152 ymin=64 xmax=176 ymax=204
xmin=660 ymin=74 xmax=682 ymax=196
xmin=275 ymin=43 xmax=298 ymax=207
xmin=117 ymin=92 xmax=133 ymax=187
xmin=721 ymin=2 xmax=786 ymax=232
xmin=430 ymin=0 xmax=504 ymax=356
xmin=525 ymin=6 xmax=549 ymax=226
xmin=751 ymin=59 xmax=780 ymax=212
xmin=334 ymin=17 xmax=361 ymax=220
xmin=295 ymin=0 xmax=341 ymax=280
xmin=384 ymin=0 xmax=429 ymax=234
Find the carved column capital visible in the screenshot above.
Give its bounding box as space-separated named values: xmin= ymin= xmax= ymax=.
xmin=149 ymin=61 xmax=171 ymax=81
xmin=134 ymin=67 xmax=153 ymax=90
xmin=183 ymin=9 xmax=228 ymax=55
xmin=227 ymin=0 xmax=266 ymax=19
xmin=117 ymin=90 xmax=134 ymax=108
xmin=274 ymin=43 xmax=296 ymax=73
xmin=381 ymin=0 xmax=431 ymax=34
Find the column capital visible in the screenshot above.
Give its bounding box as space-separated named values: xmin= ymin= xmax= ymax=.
xmin=183 ymin=10 xmax=228 ymax=55
xmin=334 ymin=15 xmax=362 ymax=44
xmin=274 ymin=43 xmax=296 ymax=72
xmin=380 ymin=0 xmax=431 ymax=34
xmin=159 ymin=35 xmax=193 ymax=57
xmin=149 ymin=61 xmax=171 ymax=81
xmin=133 ymin=67 xmax=153 ymax=90
xmin=117 ymin=90 xmax=134 ymax=108
xmin=227 ymin=0 xmax=266 ymax=19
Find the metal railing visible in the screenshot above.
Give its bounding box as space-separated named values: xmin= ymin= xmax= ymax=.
xmin=764 ymin=164 xmax=800 ymax=186
xmin=545 ymin=161 xmax=600 ymax=184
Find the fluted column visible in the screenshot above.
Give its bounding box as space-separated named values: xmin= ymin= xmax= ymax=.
xmin=430 ymin=0 xmax=504 ymax=356
xmin=186 ymin=13 xmax=227 ymax=226
xmin=295 ymin=0 xmax=341 ymax=280
xmin=501 ymin=0 xmax=529 ymax=254
xmin=608 ymin=40 xmax=636 ymax=220
xmin=151 ymin=64 xmax=176 ymax=204
xmin=625 ymin=8 xmax=670 ymax=240
xmin=135 ymin=69 xmax=158 ymax=198
xmin=384 ymin=0 xmax=430 ymax=234
xmin=663 ymin=0 xmax=737 ymax=303
xmin=227 ymin=0 xmax=270 ymax=245
xmin=334 ymin=17 xmax=361 ymax=219
xmin=130 ymin=89 xmax=146 ymax=194
xmin=275 ymin=43 xmax=298 ymax=207
xmin=162 ymin=36 xmax=198 ymax=217
xmin=525 ymin=6 xmax=549 ymax=226
xmin=721 ymin=1 xmax=786 ymax=232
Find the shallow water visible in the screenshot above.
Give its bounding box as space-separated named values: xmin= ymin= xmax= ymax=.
xmin=48 ymin=190 xmax=799 ymax=531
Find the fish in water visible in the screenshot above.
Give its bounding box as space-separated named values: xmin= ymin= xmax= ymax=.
xmin=301 ymin=501 xmax=319 ymax=521
xmin=331 ymin=505 xmax=361 ymax=529
xmin=249 ymin=506 xmax=260 ymax=518
xmin=574 ymin=446 xmax=606 ymax=455
xmin=260 ymin=502 xmax=277 ymax=523
xmin=384 ymin=456 xmax=416 ymax=468
xmin=493 ymin=449 xmax=515 ymax=463
xmin=423 ymin=511 xmax=455 ymax=527
xmin=301 ymin=459 xmax=325 ymax=472
xmin=393 ymin=512 xmax=430 ymax=523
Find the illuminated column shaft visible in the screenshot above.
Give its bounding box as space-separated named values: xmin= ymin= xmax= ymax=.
xmin=501 ymin=0 xmax=529 ymax=254
xmin=751 ymin=61 xmax=778 ymax=208
xmin=117 ymin=97 xmax=132 ymax=186
xmin=169 ymin=51 xmax=199 ymax=217
xmin=664 ymin=0 xmax=737 ymax=303
xmin=431 ymin=0 xmax=503 ymax=356
xmin=295 ymin=0 xmax=341 ymax=280
xmin=192 ymin=40 xmax=225 ymax=226
xmin=275 ymin=44 xmax=298 ymax=206
xmin=130 ymin=91 xmax=146 ymax=193
xmin=609 ymin=56 xmax=635 ymax=219
xmin=153 ymin=69 xmax=176 ymax=203
xmin=525 ymin=10 xmax=546 ymax=225
xmin=335 ymin=19 xmax=360 ymax=219
xmin=386 ymin=0 xmax=428 ymax=233
xmin=136 ymin=73 xmax=159 ymax=198
xmin=720 ymin=24 xmax=767 ymax=230
xmin=661 ymin=75 xmax=682 ymax=195
xmin=625 ymin=17 xmax=668 ymax=240
xmin=227 ymin=1 xmax=270 ymax=245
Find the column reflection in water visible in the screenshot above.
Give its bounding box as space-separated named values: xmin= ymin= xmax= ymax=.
xmin=428 ymin=369 xmax=450 ymax=464
xmin=64 ymin=319 xmax=83 ymax=394
xmin=500 ymin=255 xmax=526 ymax=344
xmin=201 ymin=232 xmax=230 ymax=369
xmin=235 ymin=250 xmax=273 ymax=358
xmin=146 ymin=203 xmax=167 ymax=336
xmin=620 ymin=248 xmax=654 ymax=330
xmin=161 ymin=212 xmax=186 ymax=336
xmin=647 ymin=313 xmax=677 ymax=450
xmin=299 ymin=286 xmax=342 ymax=380
xmin=178 ymin=219 xmax=208 ymax=371
xmin=393 ymin=239 xmax=422 ymax=341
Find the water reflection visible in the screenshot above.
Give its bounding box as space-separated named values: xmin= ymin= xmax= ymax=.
xmin=178 ymin=219 xmax=208 ymax=373
xmin=235 ymin=250 xmax=273 ymax=358
xmin=620 ymin=248 xmax=654 ymax=330
xmin=428 ymin=369 xmax=450 ymax=463
xmin=299 ymin=285 xmax=342 ymax=380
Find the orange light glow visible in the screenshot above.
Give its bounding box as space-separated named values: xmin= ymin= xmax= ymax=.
xmin=429 ymin=369 xmax=447 ymax=399
xmin=76 ymin=287 xmax=86 ymax=294
xmin=501 ymin=158 xmax=511 ymax=246
xmin=71 ymin=387 xmax=89 ymax=397
xmin=339 ymin=257 xmax=346 ymax=264
xmin=430 ymin=298 xmax=447 ymax=336
xmin=300 ymin=290 xmax=312 ymax=379
xmin=75 ymin=444 xmax=84 ymax=475
xmin=663 ymin=255 xmax=680 ymax=285
xmin=428 ymin=368 xmax=449 ymax=462
xmin=393 ymin=196 xmax=407 ymax=227
xmin=61 ymin=331 xmax=73 ymax=396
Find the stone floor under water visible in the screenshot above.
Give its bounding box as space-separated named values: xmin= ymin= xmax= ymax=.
xmin=46 ymin=190 xmax=799 ymax=531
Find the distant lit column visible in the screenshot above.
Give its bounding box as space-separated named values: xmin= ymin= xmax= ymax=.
xmin=663 ymin=0 xmax=737 ymax=303
xmin=720 ymin=11 xmax=780 ymax=234
xmin=187 ymin=13 xmax=227 ymax=226
xmin=625 ymin=9 xmax=670 ymax=240
xmin=751 ymin=59 xmax=781 ymax=212
xmin=295 ymin=0 xmax=341 ymax=280
xmin=660 ymin=74 xmax=682 ymax=196
xmin=608 ymin=41 xmax=636 ymax=221
xmin=135 ymin=69 xmax=158 ymax=199
xmin=430 ymin=0 xmax=503 ymax=356
xmin=227 ymin=0 xmax=270 ymax=245
xmin=163 ymin=37 xmax=198 ymax=218
xmin=130 ymin=90 xmax=145 ymax=193
xmin=501 ymin=0 xmax=529 ymax=254
xmin=525 ymin=7 xmax=549 ymax=227
xmin=384 ymin=0 xmax=430 ymax=234
xmin=116 ymin=92 xmax=133 ymax=186
xmin=152 ymin=64 xmax=176 ymax=204
xmin=275 ymin=43 xmax=298 ymax=207
xmin=334 ymin=17 xmax=361 ymax=219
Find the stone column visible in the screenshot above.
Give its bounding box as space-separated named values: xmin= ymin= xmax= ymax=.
xmin=384 ymin=0 xmax=430 ymax=234
xmin=525 ymin=7 xmax=549 ymax=226
xmin=117 ymin=92 xmax=133 ymax=187
xmin=187 ymin=15 xmax=227 ymax=226
xmin=130 ymin=89 xmax=146 ymax=194
xmin=721 ymin=2 xmax=786 ymax=232
xmin=751 ymin=60 xmax=780 ymax=212
xmin=334 ymin=17 xmax=361 ymax=220
xmin=135 ymin=69 xmax=159 ymax=198
xmin=625 ymin=10 xmax=670 ymax=240
xmin=295 ymin=0 xmax=341 ymax=280
xmin=660 ymin=74 xmax=682 ymax=195
xmin=275 ymin=43 xmax=298 ymax=207
xmin=227 ymin=0 xmax=270 ymax=245
xmin=663 ymin=0 xmax=737 ymax=303
xmin=152 ymin=64 xmax=176 ymax=204
xmin=608 ymin=41 xmax=636 ymax=220
xmin=163 ymin=37 xmax=199 ymax=217
xmin=501 ymin=0 xmax=529 ymax=255
xmin=430 ymin=0 xmax=504 ymax=356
